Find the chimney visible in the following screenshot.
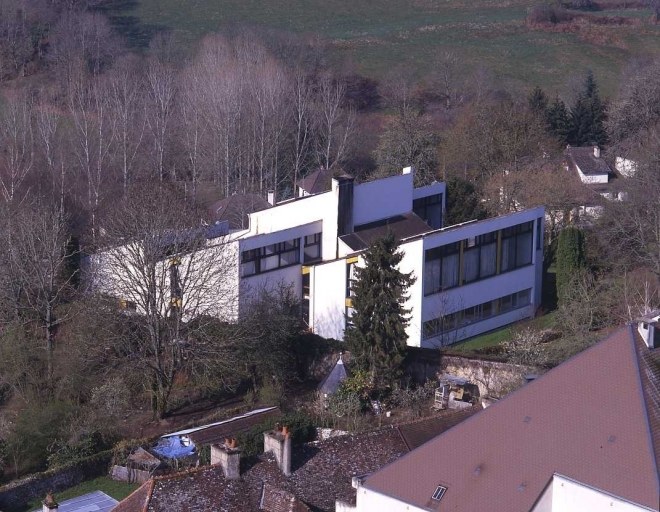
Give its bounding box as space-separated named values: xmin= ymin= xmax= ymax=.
xmin=42 ymin=493 xmax=58 ymax=512
xmin=593 ymin=146 xmax=601 ymax=158
xmin=637 ymin=314 xmax=660 ymax=350
xmin=267 ymin=190 xmax=276 ymax=206
xmin=332 ymin=174 xmax=354 ymax=237
xmin=264 ymin=425 xmax=292 ymax=476
xmin=211 ymin=438 xmax=241 ymax=480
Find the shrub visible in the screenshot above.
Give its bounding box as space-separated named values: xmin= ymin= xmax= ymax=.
xmin=528 ymin=3 xmax=574 ymax=24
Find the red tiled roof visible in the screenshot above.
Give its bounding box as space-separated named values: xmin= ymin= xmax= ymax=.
xmin=363 ymin=326 xmax=660 ymax=511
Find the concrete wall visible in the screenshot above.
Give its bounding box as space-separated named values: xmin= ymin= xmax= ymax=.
xmin=352 ymin=486 xmax=428 ymax=512
xmin=310 ymin=259 xmax=347 ymax=340
xmin=353 ymin=173 xmax=413 ymax=226
xmin=531 ymin=475 xmax=653 ymax=512
xmin=245 ymin=191 xmax=339 ymax=260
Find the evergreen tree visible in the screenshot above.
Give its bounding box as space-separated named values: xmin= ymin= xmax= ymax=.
xmin=545 ymin=95 xmax=572 ymax=144
xmin=445 ymin=177 xmax=487 ymax=225
xmin=345 ymin=233 xmax=415 ymax=389
xmin=569 ymin=71 xmax=608 ymax=146
xmin=528 ymin=86 xmax=549 ymax=116
xmin=555 ymin=226 xmax=587 ymax=303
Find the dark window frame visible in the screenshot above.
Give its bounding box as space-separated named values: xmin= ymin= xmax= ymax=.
xmin=241 ymin=238 xmax=301 ymax=277
xmin=303 ymin=232 xmax=322 ymax=263
xmin=422 ymin=288 xmax=533 ymax=340
xmin=413 ymin=193 xmax=443 ymax=229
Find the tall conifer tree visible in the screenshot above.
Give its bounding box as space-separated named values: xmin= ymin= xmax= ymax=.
xmin=556 ymin=226 xmax=587 ymax=303
xmin=345 ymin=233 xmax=415 ymax=389
xmin=570 ymin=71 xmax=607 ymax=146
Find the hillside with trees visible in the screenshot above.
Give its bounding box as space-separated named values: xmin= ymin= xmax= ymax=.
xmin=0 ymin=0 xmax=657 ymax=494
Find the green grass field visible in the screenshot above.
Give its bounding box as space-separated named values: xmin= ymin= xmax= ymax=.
xmin=106 ymin=0 xmax=660 ymax=96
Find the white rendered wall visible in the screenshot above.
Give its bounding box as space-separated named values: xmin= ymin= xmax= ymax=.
xmin=310 ymin=259 xmax=348 ymax=340
xmin=531 ymin=475 xmax=653 ymax=512
xmin=353 ymin=173 xmax=413 ymax=225
xmin=352 ymin=487 xmax=427 ymax=512
xmin=412 ymin=181 xmax=445 ymax=201
xmin=576 ymin=167 xmax=609 ymax=184
xmin=397 ymin=238 xmax=424 ymax=347
xmin=244 ymin=192 xmax=338 ymax=260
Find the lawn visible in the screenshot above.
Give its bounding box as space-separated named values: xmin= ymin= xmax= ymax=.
xmin=450 ymin=311 xmax=558 ymax=354
xmin=104 ymin=0 xmax=660 ymax=96
xmin=24 ymin=477 xmax=138 ymax=512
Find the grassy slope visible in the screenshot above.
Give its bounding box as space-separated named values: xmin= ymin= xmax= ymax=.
xmin=111 ymin=0 xmax=660 ymax=96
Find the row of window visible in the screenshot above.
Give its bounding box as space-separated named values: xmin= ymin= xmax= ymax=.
xmin=424 ymin=221 xmax=535 ymax=296
xmin=241 ymin=233 xmax=322 ymax=276
xmin=422 ymin=289 xmax=532 ymax=340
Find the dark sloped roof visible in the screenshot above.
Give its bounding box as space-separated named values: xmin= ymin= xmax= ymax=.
xmin=396 ymin=409 xmax=478 ymax=451
xmin=113 ymin=410 xmax=477 ymax=512
xmin=363 ymin=326 xmax=660 ymax=511
xmin=261 ymin=483 xmax=311 ymax=512
xmin=566 ymin=146 xmax=612 ymax=176
xmin=340 ymin=213 xmax=432 ymax=251
xmin=318 ymin=356 xmax=349 ymax=395
xmin=299 ymin=168 xmax=335 ymax=195
xmin=208 ymin=193 xmax=271 ymax=230
xmin=188 ymin=407 xmax=282 ymax=446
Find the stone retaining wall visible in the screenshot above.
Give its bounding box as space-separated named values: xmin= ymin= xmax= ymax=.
xmin=0 ymin=451 xmax=112 ymax=512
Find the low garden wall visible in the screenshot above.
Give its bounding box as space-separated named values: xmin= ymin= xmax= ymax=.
xmin=405 ymin=349 xmax=539 ymax=398
xmin=0 ymin=450 xmax=112 ymax=512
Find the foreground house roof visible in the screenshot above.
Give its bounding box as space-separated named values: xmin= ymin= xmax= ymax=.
xmin=112 ymin=410 xmax=476 ymax=512
xmin=362 ymin=326 xmax=660 ymax=511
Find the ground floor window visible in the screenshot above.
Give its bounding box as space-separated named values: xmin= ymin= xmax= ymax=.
xmin=422 ymin=288 xmax=532 ymax=340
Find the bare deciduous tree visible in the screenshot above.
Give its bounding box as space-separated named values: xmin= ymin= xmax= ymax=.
xmin=0 ymin=202 xmax=76 ymax=383
xmin=315 ymin=74 xmax=355 ymax=170
xmin=0 ymin=93 xmax=34 ymax=203
xmin=90 ymin=187 xmax=239 ymax=417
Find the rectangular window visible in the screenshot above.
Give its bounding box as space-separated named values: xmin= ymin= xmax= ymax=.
xmin=304 ymin=233 xmax=322 ymax=263
xmin=413 ymin=193 xmax=443 ymax=229
xmin=424 ymin=247 xmax=442 ymax=296
xmin=240 ymin=238 xmax=301 ymax=277
xmin=422 ymin=289 xmax=532 ymax=340
xmin=500 ymin=221 xmax=533 ymax=273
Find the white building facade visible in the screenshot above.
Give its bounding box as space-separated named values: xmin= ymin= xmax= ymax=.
xmin=92 ymin=167 xmax=544 ymax=348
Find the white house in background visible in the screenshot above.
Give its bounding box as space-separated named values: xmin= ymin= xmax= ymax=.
xmin=341 ymin=322 xmax=660 ymax=512
xmin=90 ymin=167 xmax=544 ymax=348
xmin=615 ymin=156 xmax=638 ymax=178
xmin=564 ymin=145 xmax=628 ymax=221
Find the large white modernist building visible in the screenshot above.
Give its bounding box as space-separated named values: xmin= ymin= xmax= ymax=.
xmin=93 ymin=167 xmax=544 ymax=348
